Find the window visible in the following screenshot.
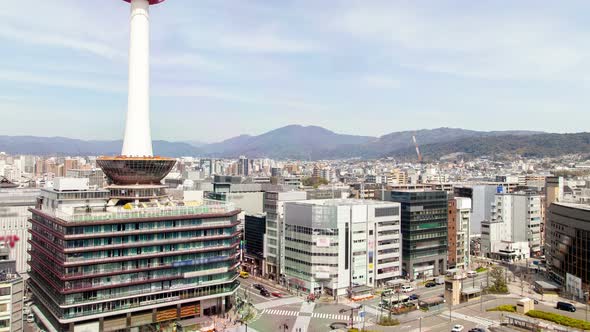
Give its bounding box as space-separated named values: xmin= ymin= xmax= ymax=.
xmin=0 ymin=287 xmax=10 ymax=296
xmin=375 ymin=207 xmax=399 ymax=217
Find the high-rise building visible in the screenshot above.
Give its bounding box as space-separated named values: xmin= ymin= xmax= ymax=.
xmin=454 ymin=185 xmax=498 ymax=235
xmin=481 ymin=192 xmax=542 ymax=261
xmin=386 ymin=190 xmax=448 ymax=280
xmin=0 ymin=246 xmax=24 ymax=332
xmin=0 ymin=184 xmax=39 ymax=274
xmin=263 ymin=191 xmax=307 ymax=281
xmin=447 ymin=197 xmax=471 ymax=270
xmin=546 ymin=202 xmax=590 ymax=295
xmin=238 ymin=156 xmax=249 ymax=177
xmin=283 ymin=199 xmax=401 ymax=297
xmin=243 ymin=214 xmax=266 ymax=277
xmin=28 ymin=1 xmax=240 ymax=331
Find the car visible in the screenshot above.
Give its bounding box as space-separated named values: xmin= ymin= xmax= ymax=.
xmin=468 ymin=328 xmax=485 ymax=332
xmin=26 ymin=314 xmax=34 ymax=323
xmin=533 ymin=299 xmax=539 ymax=304
xmin=260 ymin=289 xmax=271 ymax=297
xmin=451 ymin=324 xmax=464 ymax=332
xmin=401 ymin=285 xmax=414 ymax=293
xmin=253 ymin=284 xmax=264 ymax=291
xmin=467 ymin=271 xmax=477 ymax=278
xmin=239 ymin=271 xmax=249 ymax=279
xmin=556 ymin=301 xmax=576 ymax=312
xmin=271 ymin=292 xmax=283 ymax=298
xmin=408 ymin=294 xmax=419 ymax=300
xmin=425 ymin=281 xmax=437 ymax=288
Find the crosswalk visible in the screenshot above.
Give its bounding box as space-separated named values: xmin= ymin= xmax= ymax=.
xmin=312 ymin=313 xmax=362 ymax=322
xmin=261 ymin=309 xmax=363 ymax=322
xmin=439 ymin=311 xmax=494 ymax=328
xmin=262 ymin=309 xmax=300 ymax=317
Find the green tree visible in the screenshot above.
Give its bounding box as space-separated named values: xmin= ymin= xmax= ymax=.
xmin=488 ymin=266 xmax=508 ymax=294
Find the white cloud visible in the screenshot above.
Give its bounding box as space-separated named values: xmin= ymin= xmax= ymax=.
xmin=0 ymin=70 xmax=125 ymax=94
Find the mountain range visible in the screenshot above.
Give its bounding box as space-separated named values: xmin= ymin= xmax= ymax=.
xmin=1 ymin=126 xmax=588 ymax=160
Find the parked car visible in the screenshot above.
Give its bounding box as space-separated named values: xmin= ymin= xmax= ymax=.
xmin=468 ymin=328 xmax=485 ymax=332
xmin=239 ymin=271 xmax=249 ymax=279
xmin=425 ymin=281 xmax=437 ymax=288
xmin=408 ymin=294 xmax=419 ymax=301
xmin=26 ymin=314 xmax=34 ymax=323
xmin=271 ymin=292 xmax=283 ymax=298
xmin=401 ymin=285 xmax=414 ymax=293
xmin=253 ymin=284 xmax=264 ymax=291
xmin=467 ymin=271 xmax=477 ymax=278
xmin=435 ymin=276 xmax=445 ymax=285
xmin=451 ymin=324 xmax=464 ymax=332
xmin=556 ymin=301 xmax=576 ymax=312
xmin=260 ymin=289 xmax=271 ymax=297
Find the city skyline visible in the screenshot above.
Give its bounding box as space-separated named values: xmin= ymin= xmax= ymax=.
xmin=2 ymin=1 xmax=590 ymax=141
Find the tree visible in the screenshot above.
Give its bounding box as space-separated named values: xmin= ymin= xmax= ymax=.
xmin=488 ymin=266 xmax=509 ymax=294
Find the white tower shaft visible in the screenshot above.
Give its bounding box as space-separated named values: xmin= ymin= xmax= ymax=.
xmin=122 ymin=0 xmax=153 ymax=157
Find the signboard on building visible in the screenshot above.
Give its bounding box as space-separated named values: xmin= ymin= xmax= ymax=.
xmin=316 ymin=237 xmax=331 ymax=247
xmin=566 ymin=273 xmax=583 ymax=299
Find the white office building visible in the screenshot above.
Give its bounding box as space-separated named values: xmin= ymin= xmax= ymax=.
xmin=481 ymin=192 xmax=542 ymax=261
xmin=282 ymin=199 xmax=401 ymax=298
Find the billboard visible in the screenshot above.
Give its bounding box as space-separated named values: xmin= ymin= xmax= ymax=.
xmin=316 ymin=237 xmax=331 ymax=247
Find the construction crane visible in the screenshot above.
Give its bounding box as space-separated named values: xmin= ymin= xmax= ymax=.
xmin=412 ymin=133 xmax=423 ymax=164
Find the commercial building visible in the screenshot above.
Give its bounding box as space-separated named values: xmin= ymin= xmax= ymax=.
xmin=283 ymin=199 xmax=401 ymax=297
xmin=65 ymin=169 xmax=105 ymax=188
xmin=385 ymin=190 xmax=448 ymax=280
xmin=481 ymin=192 xmax=542 ymax=261
xmin=448 ymin=197 xmax=471 ymax=270
xmin=263 ymin=191 xmax=307 ymax=281
xmin=546 ymin=202 xmax=590 ymax=291
xmin=243 ymin=214 xmax=266 ymax=277
xmin=454 ymin=185 xmax=499 ymax=235
xmin=29 ymin=179 xmax=240 ymax=331
xmin=0 ymin=246 xmax=24 ymax=332
xmin=0 ymin=186 xmax=40 ymax=274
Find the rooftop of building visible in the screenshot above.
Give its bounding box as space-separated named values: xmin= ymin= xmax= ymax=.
xmin=288 ymin=198 xmax=397 ymax=206
xmin=553 ymin=201 xmax=590 ymax=211
xmin=36 ymin=199 xmax=238 ymax=223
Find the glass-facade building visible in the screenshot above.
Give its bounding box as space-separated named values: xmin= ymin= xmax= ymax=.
xmin=387 ymin=190 xmax=448 ymax=280
xmin=28 ymin=187 xmax=240 ymax=332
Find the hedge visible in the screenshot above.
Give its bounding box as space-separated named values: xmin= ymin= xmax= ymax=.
xmin=487 ymin=305 xmax=516 ymax=313
xmin=526 ymin=310 xmax=590 ymax=330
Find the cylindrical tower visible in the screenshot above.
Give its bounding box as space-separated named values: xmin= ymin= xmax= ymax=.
xmin=121 ymin=0 xmax=166 ymax=157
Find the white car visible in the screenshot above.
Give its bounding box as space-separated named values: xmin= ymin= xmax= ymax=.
xmin=451 ymin=325 xmax=464 ymax=332
xmin=26 ymin=314 xmax=34 ymax=323
xmin=401 ymin=285 xmax=414 ymax=293
xmin=467 ymin=271 xmax=477 ymax=278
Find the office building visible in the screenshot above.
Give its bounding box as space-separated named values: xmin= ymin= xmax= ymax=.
xmin=238 ymin=157 xmax=249 ymax=177
xmin=386 ymin=190 xmax=448 ymax=280
xmin=481 ymin=192 xmax=542 ymax=261
xmin=448 ymin=197 xmax=471 ymax=270
xmin=546 ymin=202 xmax=590 ymax=292
xmin=0 ymin=247 xmax=24 ymax=332
xmin=283 ymin=199 xmax=401 ymax=297
xmin=263 ymin=191 xmax=307 ymax=281
xmin=454 ymin=185 xmax=499 ymax=235
xmin=0 ymin=185 xmax=40 ymax=274
xmin=243 ymin=214 xmax=266 ymax=277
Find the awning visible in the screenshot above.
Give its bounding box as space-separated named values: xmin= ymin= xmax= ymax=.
xmin=461 ymin=287 xmax=482 ymax=295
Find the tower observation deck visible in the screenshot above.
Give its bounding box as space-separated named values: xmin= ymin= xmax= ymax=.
xmin=97 ymin=0 xmax=175 ymax=187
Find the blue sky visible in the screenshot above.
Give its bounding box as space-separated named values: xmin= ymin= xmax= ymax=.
xmin=1 ymin=1 xmax=589 ymax=142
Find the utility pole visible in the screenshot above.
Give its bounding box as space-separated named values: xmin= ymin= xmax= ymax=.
xmin=449 ymin=301 xmax=452 ymax=322
xmin=419 ymin=317 xmax=422 ymax=332
xmin=480 ymin=282 xmax=484 ymax=312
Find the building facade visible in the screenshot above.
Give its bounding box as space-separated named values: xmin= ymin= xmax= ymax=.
xmin=481 ymin=192 xmax=542 ymax=261
xmin=0 ymin=247 xmax=24 ymax=332
xmin=447 ymin=197 xmax=471 ymax=270
xmin=243 ymin=214 xmax=266 ymax=277
xmin=262 ymin=191 xmax=307 ymax=281
xmin=282 ymin=199 xmax=401 ymax=297
xmin=0 ymin=188 xmax=40 ymax=274
xmin=386 ymin=190 xmax=448 ymax=280
xmin=546 ymin=202 xmax=590 ymax=291
xmin=28 ymin=180 xmax=240 ymax=332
